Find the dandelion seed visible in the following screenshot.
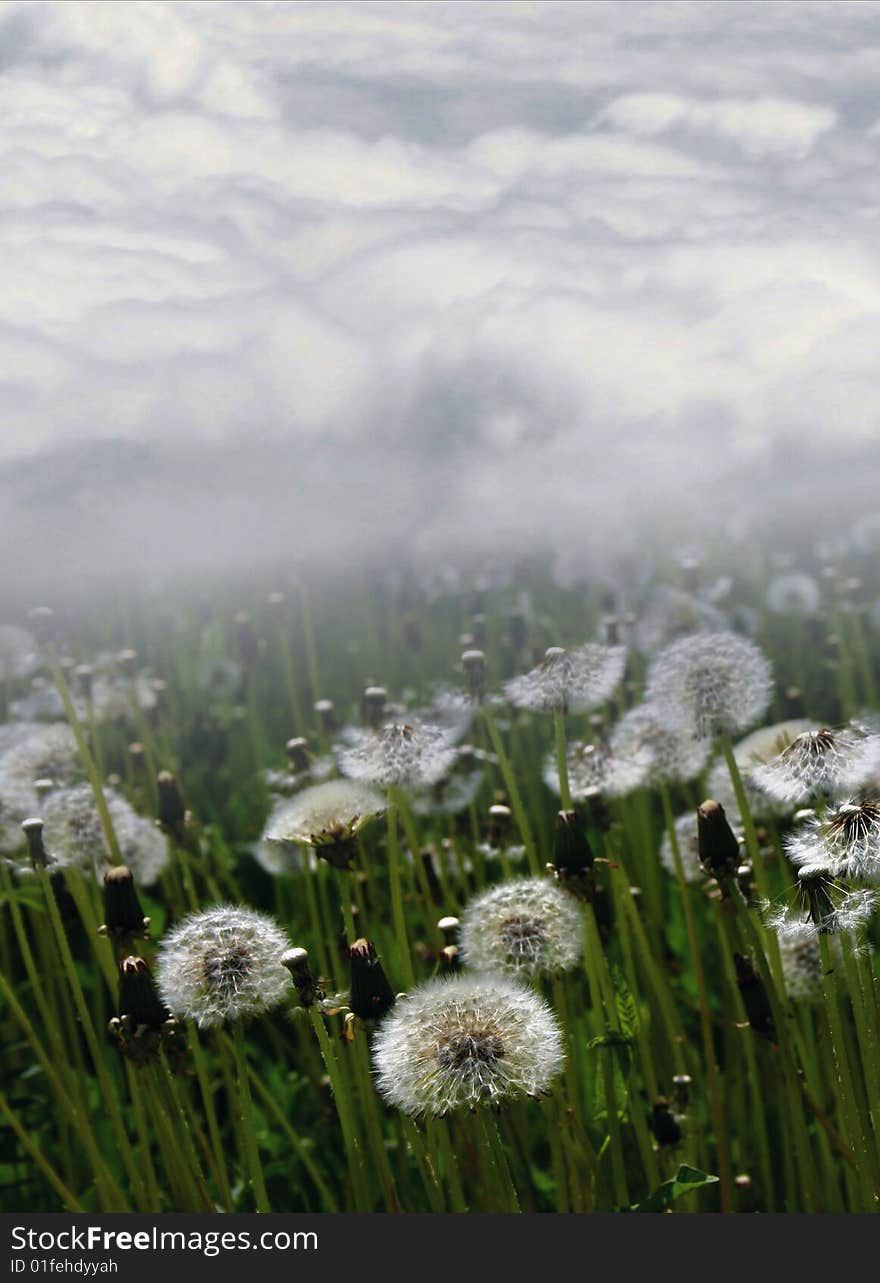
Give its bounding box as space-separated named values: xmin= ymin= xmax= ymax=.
xmin=263 ymin=778 xmax=385 ymax=869
xmin=458 ymin=877 xmax=583 ymax=979
xmin=42 ymin=784 xmax=168 ymax=885
xmin=337 ymin=720 xmax=458 ymax=790
xmin=156 ymin=905 xmax=292 ymax=1028
xmin=504 ymin=643 xmax=625 ymax=715
xmin=646 ymin=632 xmax=773 ymax=741
xmin=372 ymin=973 xmax=564 ymax=1116
xmin=750 ymin=724 xmax=880 ymax=806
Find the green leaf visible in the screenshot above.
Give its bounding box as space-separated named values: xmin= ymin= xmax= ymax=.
xmin=631 ymin=1165 xmax=719 ymax=1213
xmin=611 ymin=964 xmax=640 ymax=1040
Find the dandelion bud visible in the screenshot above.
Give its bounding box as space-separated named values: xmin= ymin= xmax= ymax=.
xmin=697 ymin=800 xmax=740 ymax=886
xmin=672 ymin=1074 xmax=693 ymax=1112
xmin=314 ymin=699 xmax=337 ymax=734
xmin=34 ymin=778 xmax=55 ymax=800
xmin=583 ymin=787 xmax=613 ymax=833
xmin=118 ymin=956 xmax=168 ymax=1032
xmin=21 ymin=817 xmax=48 ymax=869
xmin=486 ymin=803 xmax=512 ymax=847
xmin=157 ymin=770 xmax=187 ymax=843
xmin=461 ymin=649 xmax=486 ymax=702
xmin=102 ymin=865 xmax=149 ymax=942
xmin=285 ymin=737 xmax=312 ymax=772
xmin=439 ymin=945 xmax=459 ymax=968
xmin=128 ymin=742 xmax=145 ymax=771
xmin=360 ymin=685 xmax=387 ymax=730
xmin=438 ymin=916 xmax=460 ymax=945
xmin=733 ymin=953 xmax=775 ymax=1039
xmin=508 ymin=609 xmax=527 ymax=652
xmin=552 ymin=809 xmax=594 ymax=877
xmin=281 ymin=947 xmax=322 ymax=1008
xmin=785 ymin=687 xmax=804 ymax=717
xmin=650 ymin=1097 xmax=682 ymax=1148
xmin=117 ymin=649 xmax=138 ymax=677
xmin=348 ymin=938 xmax=396 ymax=1022
xmin=471 ymin=615 xmax=487 ymax=649
xmin=796 ymin=868 xmax=838 ymax=928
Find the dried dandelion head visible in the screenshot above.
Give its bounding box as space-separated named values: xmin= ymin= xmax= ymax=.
xmin=372 ymin=974 xmax=564 ymax=1116
xmin=458 ymin=877 xmax=583 ymax=979
xmin=504 ymin=644 xmax=625 ymax=716
xmin=156 ymin=905 xmax=292 ymax=1028
xmin=751 ymin=724 xmax=880 ymax=807
xmin=263 ymin=779 xmax=385 ymax=869
xmin=41 ymin=784 xmax=168 ymax=886
xmin=337 ymin=720 xmax=458 ymax=790
xmin=646 ymin=633 xmax=773 ymax=741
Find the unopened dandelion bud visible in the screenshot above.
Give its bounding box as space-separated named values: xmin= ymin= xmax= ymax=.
xmin=128 ymin=742 xmax=145 ymax=771
xmin=439 ymin=944 xmax=459 ymax=969
xmin=508 ymin=609 xmax=527 ymax=652
xmin=785 ymin=687 xmax=804 ymax=717
xmin=281 ymin=947 xmax=321 ymax=1008
xmin=672 ymin=1074 xmax=693 ymax=1112
xmin=118 ymin=956 xmax=168 ymax=1032
xmin=438 ymin=916 xmax=460 ymax=945
xmin=697 ymin=800 xmax=740 ymax=886
xmin=461 ymin=649 xmax=486 ymax=701
xmin=486 ymin=802 xmax=512 ymax=847
xmin=285 ymin=737 xmax=312 ymax=772
xmin=314 ymin=699 xmax=337 ymax=734
xmin=102 ymin=865 xmax=149 ymax=942
xmin=34 ymin=778 xmax=55 ymax=800
xmin=348 ymin=938 xmax=396 ymax=1022
xmin=361 ymin=685 xmax=388 ymax=729
xmin=157 ymin=770 xmax=187 ymax=842
xmin=680 ymin=554 xmax=701 ymax=592
xmin=471 ymin=615 xmax=487 ymax=649
xmin=21 ymin=817 xmax=48 ymax=869
xmin=733 ymin=953 xmax=775 ymax=1039
xmin=735 ymin=1173 xmax=755 ymax=1213
xmin=650 ymin=1097 xmax=682 ymax=1148
xmin=553 ymin=809 xmax=594 ymax=875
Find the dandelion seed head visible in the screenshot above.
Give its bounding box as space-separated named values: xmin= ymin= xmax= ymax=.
xmin=646 ymin=632 xmax=773 ymax=741
xmin=776 ymin=924 xmax=824 ymax=1002
xmin=786 ymin=799 xmax=880 ymax=882
xmin=0 ymin=625 xmax=38 ymax=682
xmin=0 ymin=723 xmax=81 ymax=855
xmin=371 ymin=973 xmax=564 ymax=1116
xmin=42 ymin=784 xmax=168 ymax=885
xmin=459 ymin=877 xmax=583 ymax=978
xmin=263 ymin=778 xmax=385 ymax=861
xmin=337 ymin=720 xmax=458 ymax=789
xmin=156 ymin=905 xmax=292 ymax=1028
xmin=751 ymin=724 xmax=880 ymax=806
xmin=504 ymin=644 xmax=625 ymax=715
xmin=543 ymin=738 xmax=651 ymax=801
xmin=766 ymin=572 xmax=821 ymax=616
xmin=633 ymin=587 xmax=728 ymax=655
xmin=707 ymin=719 xmax=818 ymax=820
xmin=609 ymin=704 xmax=710 ymax=787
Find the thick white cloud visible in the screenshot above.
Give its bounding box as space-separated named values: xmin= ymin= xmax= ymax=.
xmin=2 ymin=0 xmax=880 ymax=591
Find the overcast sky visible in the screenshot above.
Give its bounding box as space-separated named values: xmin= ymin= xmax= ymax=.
xmin=3 ymin=0 xmax=880 ymax=594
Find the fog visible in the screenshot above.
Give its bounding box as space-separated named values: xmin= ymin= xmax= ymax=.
xmin=3 ymin=0 xmax=880 ymax=599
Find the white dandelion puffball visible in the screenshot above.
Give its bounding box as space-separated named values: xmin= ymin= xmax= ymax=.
xmin=766 ymin=890 xmax=876 ymax=940
xmin=707 ymin=719 xmax=818 ymax=822
xmin=633 ymin=587 xmax=728 ymax=656
xmin=646 ymin=632 xmax=773 ymax=741
xmin=750 ymin=724 xmax=880 ymax=807
xmin=372 ymin=973 xmax=564 ymax=1116
xmin=609 ymin=704 xmax=710 ymax=787
xmin=504 ymin=643 xmax=625 ymax=715
xmin=264 ymin=779 xmax=385 ymax=848
xmin=156 ymin=905 xmax=292 ymax=1028
xmin=766 ymin=572 xmax=821 ymax=616
xmin=459 ymin=877 xmax=583 ymax=978
xmin=0 ymin=723 xmax=82 ymax=855
xmin=660 ymin=813 xmax=704 ymax=884
xmin=785 ymin=800 xmax=880 ymax=882
xmin=543 ymin=739 xmax=651 ymax=801
xmin=42 ymin=784 xmax=169 ymax=885
xmin=337 ymin=720 xmax=458 ymax=789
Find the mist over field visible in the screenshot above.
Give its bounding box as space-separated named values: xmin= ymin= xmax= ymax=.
xmin=3 ymin=0 xmax=880 ymax=596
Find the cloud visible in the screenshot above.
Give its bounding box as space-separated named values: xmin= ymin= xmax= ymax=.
xmin=1 ymin=0 xmax=880 ymax=595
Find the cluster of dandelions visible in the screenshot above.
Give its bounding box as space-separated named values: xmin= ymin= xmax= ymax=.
xmin=372 ymin=974 xmax=564 ymax=1117
xmin=156 ymin=905 xmax=292 ymax=1029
